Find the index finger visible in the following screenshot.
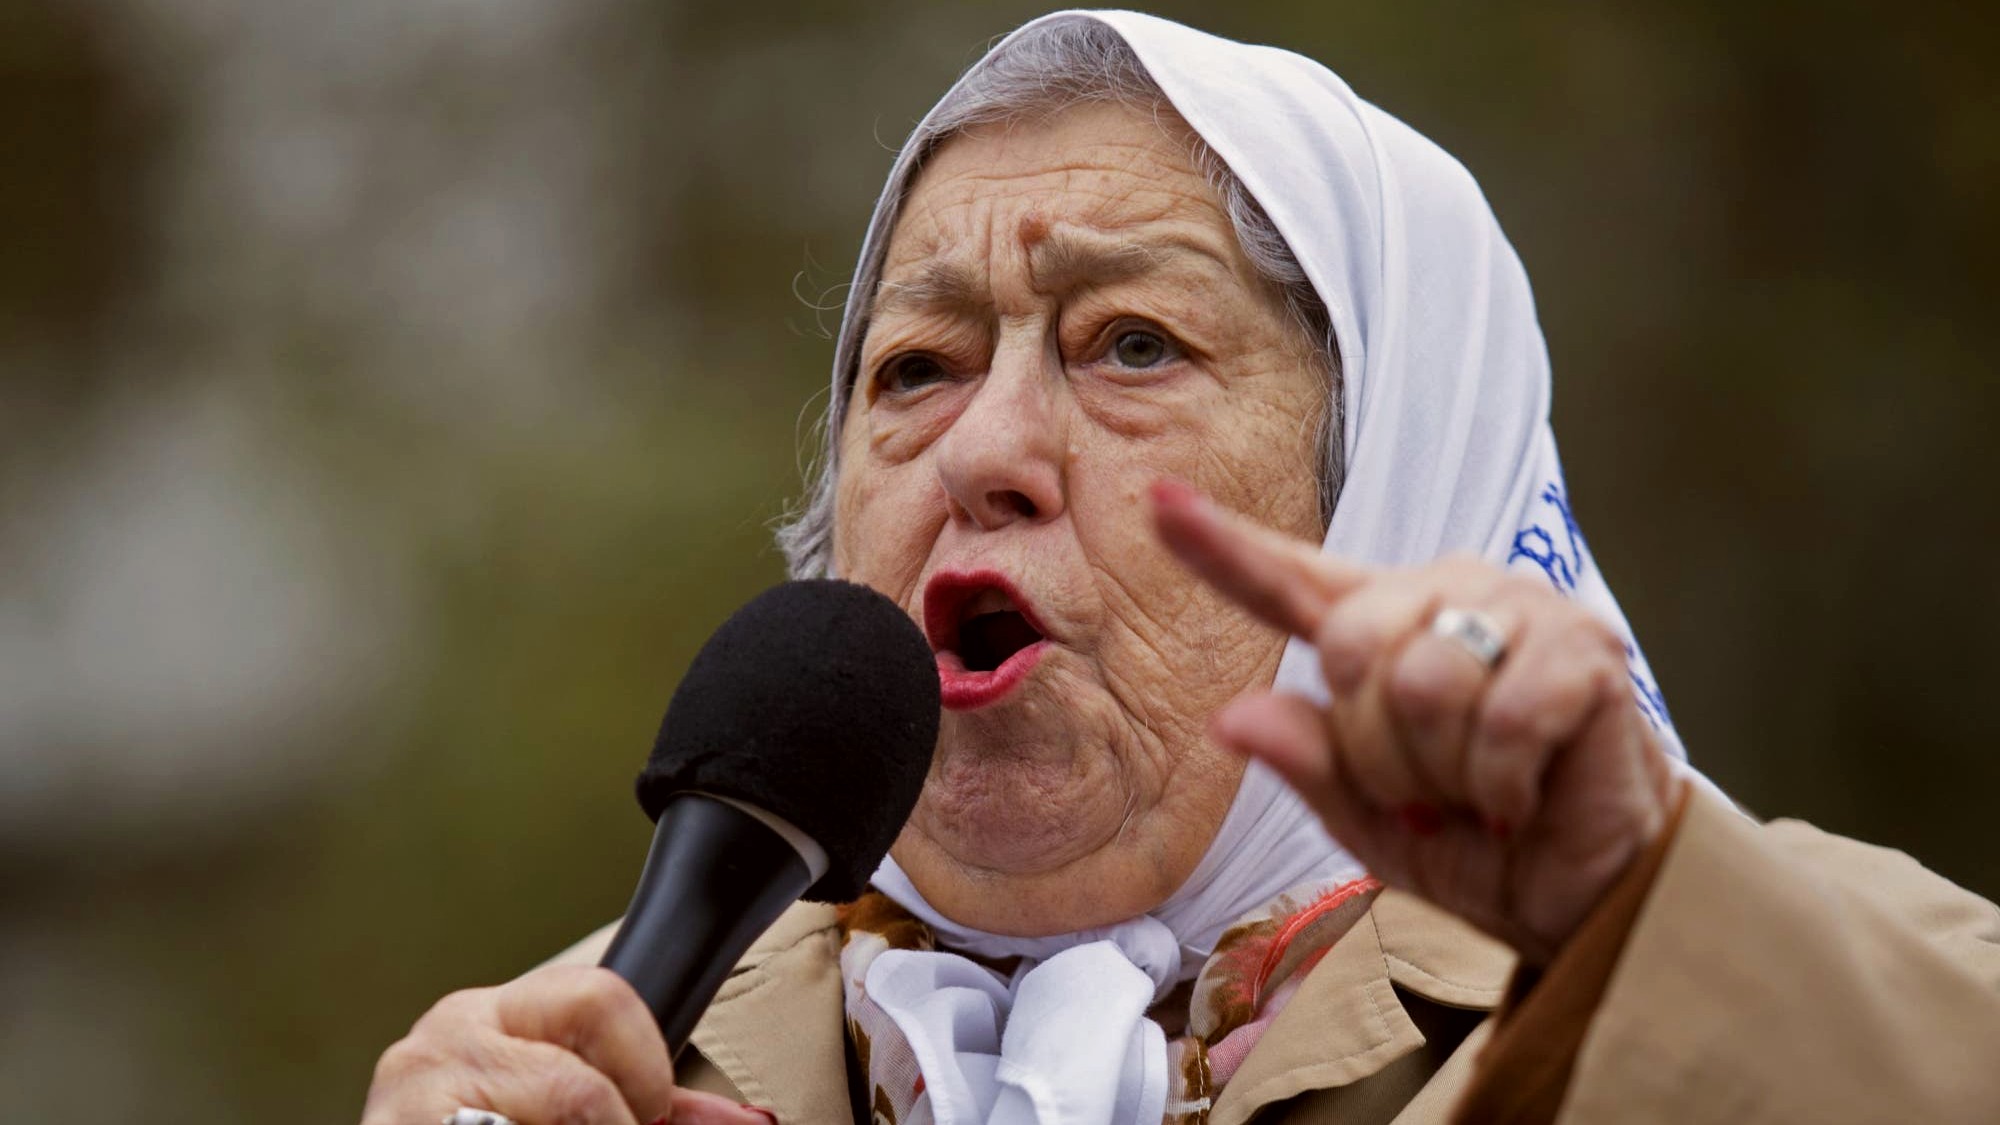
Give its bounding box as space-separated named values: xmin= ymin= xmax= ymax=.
xmin=493 ymin=965 xmax=677 ymax=1124
xmin=1149 ymin=478 xmax=1369 ymax=638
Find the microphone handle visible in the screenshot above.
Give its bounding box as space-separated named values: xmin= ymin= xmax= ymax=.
xmin=599 ymin=794 xmax=813 ymax=1054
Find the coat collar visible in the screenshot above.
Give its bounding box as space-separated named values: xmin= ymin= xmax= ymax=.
xmin=686 ymin=903 xmax=851 ymax=1125
xmin=1206 ymin=889 xmax=1512 ymax=1124
xmin=1371 ymin=889 xmax=1516 ymax=1009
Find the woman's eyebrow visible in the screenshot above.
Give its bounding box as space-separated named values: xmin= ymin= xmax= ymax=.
xmin=876 ymin=260 xmax=986 ymax=318
xmin=874 ymin=232 xmax=1229 ymax=318
xmin=1028 ymin=231 xmax=1225 ymax=295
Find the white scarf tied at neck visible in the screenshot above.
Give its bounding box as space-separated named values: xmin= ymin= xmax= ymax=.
xmin=827 ymin=10 xmax=1698 ymax=1123
xmin=864 ymin=764 xmax=1362 ymax=1124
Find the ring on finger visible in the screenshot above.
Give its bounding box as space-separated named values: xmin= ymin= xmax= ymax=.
xmin=445 ymin=1110 xmax=517 ymax=1125
xmin=1429 ymin=606 xmax=1508 ymax=670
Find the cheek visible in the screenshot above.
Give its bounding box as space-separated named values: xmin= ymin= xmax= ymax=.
xmin=1187 ymin=359 xmax=1328 ymax=540
xmin=832 ymin=436 xmax=940 ymax=603
xmin=1071 ymin=351 xmax=1322 ymax=533
xmin=864 ymin=393 xmax=963 ymax=466
xmin=1078 ymin=488 xmax=1274 ymax=656
xmin=1068 ymin=446 xmax=1269 ymax=675
xmin=1064 ymin=370 xmax=1323 ymax=690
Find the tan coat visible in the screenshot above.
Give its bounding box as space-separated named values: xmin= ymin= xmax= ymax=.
xmin=556 ymin=787 xmax=2000 ymax=1123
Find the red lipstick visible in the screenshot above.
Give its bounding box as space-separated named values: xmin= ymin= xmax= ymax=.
xmin=922 ymin=570 xmax=1052 ymax=711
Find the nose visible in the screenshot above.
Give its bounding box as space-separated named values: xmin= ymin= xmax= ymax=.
xmin=933 ymin=335 xmax=1067 ymax=530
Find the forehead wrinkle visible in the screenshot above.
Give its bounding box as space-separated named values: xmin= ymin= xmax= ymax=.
xmin=921 ymin=175 xmax=1210 ymax=231
xmin=929 ymin=135 xmax=1193 ymax=189
xmin=870 ymin=127 xmax=1240 ymax=320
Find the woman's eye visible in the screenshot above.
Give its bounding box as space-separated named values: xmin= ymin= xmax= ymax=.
xmin=878 ymin=354 xmax=950 ymax=394
xmin=1109 ymin=329 xmax=1175 ymax=369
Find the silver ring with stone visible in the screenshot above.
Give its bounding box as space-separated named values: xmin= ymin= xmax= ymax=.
xmin=1429 ymin=606 xmax=1507 ymax=669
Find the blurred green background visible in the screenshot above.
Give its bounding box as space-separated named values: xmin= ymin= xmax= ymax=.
xmin=1 ymin=0 xmax=1995 ymax=1119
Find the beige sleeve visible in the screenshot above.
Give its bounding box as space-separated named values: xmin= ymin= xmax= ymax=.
xmin=1557 ymin=783 xmax=2000 ymax=1122
xmin=1452 ymin=783 xmax=1693 ymax=1125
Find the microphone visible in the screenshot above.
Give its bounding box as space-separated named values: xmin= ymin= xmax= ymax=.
xmin=598 ymin=579 xmax=941 ymax=1053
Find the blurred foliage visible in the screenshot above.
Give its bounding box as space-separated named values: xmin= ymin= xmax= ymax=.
xmin=1 ymin=1 xmax=1997 ymax=1120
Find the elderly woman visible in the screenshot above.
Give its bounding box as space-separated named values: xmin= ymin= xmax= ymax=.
xmin=363 ymin=12 xmax=2000 ymax=1125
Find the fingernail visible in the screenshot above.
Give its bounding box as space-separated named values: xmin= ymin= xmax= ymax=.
xmin=1484 ymin=816 xmax=1511 ymax=841
xmin=741 ymin=1107 xmax=779 ymax=1124
xmin=648 ymin=1117 xmax=668 ymax=1125
xmin=1207 ymin=707 xmax=1243 ymax=746
xmin=1399 ymin=803 xmax=1444 ymax=836
xmin=1149 ymin=477 xmax=1199 ymax=508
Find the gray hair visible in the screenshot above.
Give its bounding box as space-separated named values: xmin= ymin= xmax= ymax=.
xmin=776 ymin=17 xmax=1343 ymax=578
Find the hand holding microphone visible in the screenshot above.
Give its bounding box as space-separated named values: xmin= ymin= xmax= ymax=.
xmin=360 ymin=581 xmax=940 ymax=1125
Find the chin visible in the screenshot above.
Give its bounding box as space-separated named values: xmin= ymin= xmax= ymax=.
xmin=915 ymin=730 xmax=1126 ymax=876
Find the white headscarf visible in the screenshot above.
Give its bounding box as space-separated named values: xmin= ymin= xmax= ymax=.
xmin=834 ymin=10 xmax=1694 ymax=1122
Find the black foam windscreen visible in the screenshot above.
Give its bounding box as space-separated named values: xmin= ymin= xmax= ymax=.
xmin=635 ymin=579 xmax=940 ymax=901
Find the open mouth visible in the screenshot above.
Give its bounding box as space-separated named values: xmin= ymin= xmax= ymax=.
xmin=923 ymin=571 xmax=1051 ymax=709
xmin=955 ymin=598 xmax=1044 ymax=672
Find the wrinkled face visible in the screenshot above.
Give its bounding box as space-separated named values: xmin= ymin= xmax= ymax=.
xmin=833 ymin=101 xmax=1327 ymax=932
